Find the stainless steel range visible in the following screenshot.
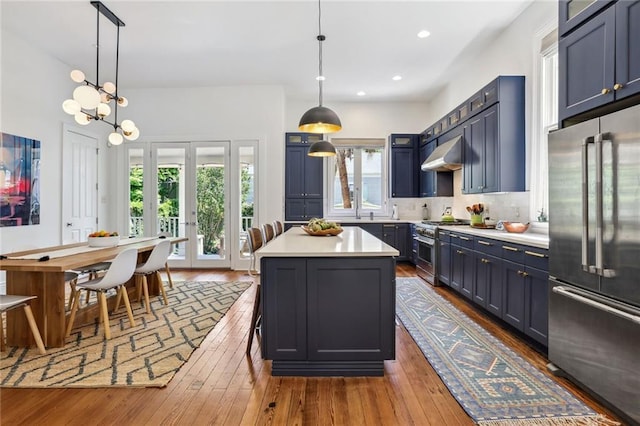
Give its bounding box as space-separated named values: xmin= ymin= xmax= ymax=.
xmin=414 ymin=220 xmax=469 ymax=286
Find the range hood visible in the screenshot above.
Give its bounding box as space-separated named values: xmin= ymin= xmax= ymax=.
xmin=421 ymin=135 xmax=462 ymax=172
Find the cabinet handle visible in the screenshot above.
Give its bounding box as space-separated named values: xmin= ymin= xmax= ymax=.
xmin=478 ymin=240 xmax=491 ymax=246
xmin=451 ymin=235 xmax=458 ymax=239
xmin=503 ymin=245 xmax=519 ymax=252
xmin=601 ymin=88 xmax=611 ymax=95
xmin=613 ymin=83 xmax=624 ymax=91
xmin=481 ymin=258 xmax=490 ymax=264
xmin=525 ymin=250 xmax=547 ymax=258
xmin=456 ymin=250 xmax=464 ymax=255
xmin=517 ymin=270 xmax=529 ymax=277
xmin=459 ymin=236 xmax=470 ymax=241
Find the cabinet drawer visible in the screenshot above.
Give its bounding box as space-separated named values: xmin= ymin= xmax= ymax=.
xmin=438 ymin=229 xmax=451 ymax=243
xmin=450 ymin=232 xmax=473 ymax=249
xmin=474 ymin=237 xmax=502 ymax=257
xmin=524 ymin=247 xmax=549 ymax=271
xmin=501 ymin=242 xmax=525 ymax=263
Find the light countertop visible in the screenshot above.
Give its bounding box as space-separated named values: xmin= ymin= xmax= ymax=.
xmin=440 ymin=225 xmax=549 ymax=249
xmin=256 ymin=226 xmax=400 ymax=259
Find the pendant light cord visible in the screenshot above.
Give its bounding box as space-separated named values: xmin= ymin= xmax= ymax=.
xmin=317 ymin=0 xmax=324 ymax=107
xmin=114 ymin=25 xmax=120 ymax=129
xmin=95 ymin=6 xmax=100 ymax=88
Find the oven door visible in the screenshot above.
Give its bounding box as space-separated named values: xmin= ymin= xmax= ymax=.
xmin=414 ymin=236 xmax=435 ymax=285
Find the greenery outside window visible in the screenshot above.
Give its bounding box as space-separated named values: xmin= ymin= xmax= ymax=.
xmin=327 ymin=138 xmax=387 ymax=217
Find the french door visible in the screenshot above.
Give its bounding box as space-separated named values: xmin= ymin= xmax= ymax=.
xmin=125 ymin=140 xmax=257 ymax=270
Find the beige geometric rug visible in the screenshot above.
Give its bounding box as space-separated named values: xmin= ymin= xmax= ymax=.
xmin=0 ymin=280 xmax=251 ymax=388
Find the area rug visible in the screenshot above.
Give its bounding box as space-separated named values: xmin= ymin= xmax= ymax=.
xmin=0 ymin=280 xmax=251 ymax=388
xmin=396 ymin=277 xmax=618 ymax=426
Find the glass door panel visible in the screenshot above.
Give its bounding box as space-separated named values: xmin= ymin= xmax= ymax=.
xmin=128 ymin=147 xmax=145 ymax=237
xmin=235 ymin=143 xmax=257 ymax=270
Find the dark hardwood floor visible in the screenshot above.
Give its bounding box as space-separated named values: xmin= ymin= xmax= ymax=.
xmin=0 ymin=264 xmax=625 ymax=425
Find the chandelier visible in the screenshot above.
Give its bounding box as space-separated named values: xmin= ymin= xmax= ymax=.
xmin=62 ymin=1 xmax=138 ymax=145
xmin=299 ymin=0 xmax=341 ymax=157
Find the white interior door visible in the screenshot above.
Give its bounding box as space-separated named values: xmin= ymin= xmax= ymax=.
xmin=61 ymin=125 xmax=98 ymax=244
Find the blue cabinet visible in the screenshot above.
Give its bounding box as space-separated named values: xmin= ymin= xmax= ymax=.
xmin=389 ymin=134 xmax=418 ymax=198
xmin=382 ymin=223 xmax=410 ymax=261
xmin=559 ymin=0 xmax=614 ymax=36
xmin=285 ymin=133 xmax=324 ymax=221
xmin=437 ymin=230 xmax=452 ymax=286
xmin=463 ymin=79 xmax=525 ymax=194
xmin=559 ymin=0 xmax=640 ymax=125
xmin=450 ymin=232 xmax=474 ymax=298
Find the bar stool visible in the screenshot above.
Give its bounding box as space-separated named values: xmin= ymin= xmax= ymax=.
xmin=262 ymin=223 xmax=275 ymax=244
xmin=246 ymin=227 xmax=263 ymax=354
xmin=0 ymin=295 xmax=46 ymax=355
xmin=272 ymin=220 xmax=284 ymax=236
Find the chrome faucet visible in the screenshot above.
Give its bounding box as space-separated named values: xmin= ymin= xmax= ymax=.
xmin=355 ymin=187 xmax=361 ymax=219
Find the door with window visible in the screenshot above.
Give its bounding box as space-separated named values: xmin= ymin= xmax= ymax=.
xmin=125 ymin=140 xmax=257 ymax=270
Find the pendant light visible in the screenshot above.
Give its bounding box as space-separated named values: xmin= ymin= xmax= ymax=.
xmin=61 ymin=1 xmax=139 ymax=145
xmin=300 ymin=0 xmax=341 ymax=157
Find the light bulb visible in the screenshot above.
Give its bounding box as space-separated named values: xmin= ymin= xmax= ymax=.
xmin=117 ymin=96 xmax=128 ymax=107
xmin=123 ymin=127 xmax=140 ymax=141
xmin=97 ymin=103 xmax=111 ymax=118
xmin=74 ymin=112 xmax=91 ymax=125
xmin=73 ymin=85 xmax=101 ymax=109
xmin=102 ymin=81 xmax=116 ymax=94
xmin=100 ymin=92 xmax=111 ymax=103
xmin=70 ymin=69 xmax=85 ymax=83
xmin=62 ymin=99 xmax=81 ymax=115
xmin=121 ymin=119 xmax=135 ymax=132
xmin=109 ymin=132 xmax=124 ymax=145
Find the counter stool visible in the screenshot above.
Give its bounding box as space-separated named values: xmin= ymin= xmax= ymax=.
xmin=273 ymin=220 xmax=283 ymax=236
xmin=262 ymin=223 xmax=275 ymax=244
xmin=246 ymin=227 xmax=263 ymax=355
xmin=0 ymin=295 xmax=46 ymax=355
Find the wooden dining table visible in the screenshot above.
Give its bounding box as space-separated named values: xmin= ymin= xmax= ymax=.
xmin=0 ymin=236 xmax=186 ymax=348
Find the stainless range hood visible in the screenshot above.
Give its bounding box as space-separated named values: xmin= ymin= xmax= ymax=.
xmin=421 ymin=135 xmax=462 ymax=172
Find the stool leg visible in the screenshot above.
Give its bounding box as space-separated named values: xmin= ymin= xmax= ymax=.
xmin=246 ymin=283 xmax=261 ymax=355
xmin=23 ymin=305 xmax=46 ymax=355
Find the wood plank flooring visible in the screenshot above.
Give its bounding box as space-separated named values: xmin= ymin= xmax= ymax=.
xmin=0 ymin=265 xmax=625 ymax=425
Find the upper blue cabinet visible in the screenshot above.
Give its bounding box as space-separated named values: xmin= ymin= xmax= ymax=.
xmin=559 ymin=0 xmax=640 ymax=126
xmin=389 ymin=134 xmax=419 ymax=198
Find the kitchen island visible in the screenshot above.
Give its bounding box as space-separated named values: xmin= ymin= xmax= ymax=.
xmin=256 ymin=226 xmax=399 ymax=376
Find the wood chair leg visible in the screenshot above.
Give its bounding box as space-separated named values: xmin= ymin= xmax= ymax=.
xmin=142 ymin=276 xmax=151 ymax=314
xmin=246 ymin=283 xmax=261 ymax=355
xmin=156 ymin=271 xmax=169 ymax=305
xmin=0 ymin=315 xmax=5 ymax=352
xmin=65 ymin=289 xmax=82 ymax=337
xmin=23 ymin=305 xmax=46 ymax=355
xmin=98 ymin=292 xmax=111 ymax=340
xmin=165 ymin=263 xmax=174 ymax=289
xmin=114 ymin=286 xmax=123 ymax=312
xmin=119 ymin=286 xmax=136 ymax=328
xmin=67 ymin=279 xmax=78 ymax=311
xmin=136 ymin=275 xmax=142 ymax=303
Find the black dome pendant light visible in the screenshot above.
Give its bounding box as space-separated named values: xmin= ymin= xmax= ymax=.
xmin=300 ymin=0 xmax=341 ymax=157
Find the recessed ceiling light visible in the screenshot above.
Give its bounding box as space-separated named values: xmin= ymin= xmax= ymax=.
xmin=357 ymin=91 xmax=366 ymax=96
xmin=417 ymin=30 xmax=431 ymax=39
xmin=316 ymin=75 xmax=325 ymax=81
xmin=392 ymin=75 xmax=402 ymax=81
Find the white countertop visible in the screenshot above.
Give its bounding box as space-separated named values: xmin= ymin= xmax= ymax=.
xmin=256 ymin=226 xmax=400 ymax=259
xmin=439 ymin=225 xmax=549 ymax=249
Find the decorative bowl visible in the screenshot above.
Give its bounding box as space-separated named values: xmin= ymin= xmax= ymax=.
xmin=502 ymin=222 xmax=530 ymax=233
xmin=301 ymin=226 xmax=343 ymax=236
xmin=88 ymin=235 xmax=120 ymax=247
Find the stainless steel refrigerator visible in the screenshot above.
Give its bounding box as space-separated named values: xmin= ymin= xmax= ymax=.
xmin=548 ymin=103 xmax=640 ymax=424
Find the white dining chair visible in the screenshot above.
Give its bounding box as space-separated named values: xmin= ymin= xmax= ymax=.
xmin=133 ymin=240 xmax=171 ymax=314
xmin=0 ymin=295 xmax=46 ymax=355
xmin=65 ymin=248 xmax=138 ymax=340
xmin=158 ymin=232 xmax=175 ymax=289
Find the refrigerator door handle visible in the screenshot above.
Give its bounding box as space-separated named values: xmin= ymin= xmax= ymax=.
xmin=594 ymin=133 xmax=616 ymax=278
xmin=552 ymin=286 xmax=640 ymax=325
xmin=581 ymin=136 xmax=594 ymax=273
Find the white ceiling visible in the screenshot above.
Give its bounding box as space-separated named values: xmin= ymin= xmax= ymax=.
xmin=1 ymin=0 xmax=533 ymax=103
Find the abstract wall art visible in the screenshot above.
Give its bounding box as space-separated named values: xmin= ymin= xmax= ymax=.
xmin=0 ymin=132 xmax=41 ymax=227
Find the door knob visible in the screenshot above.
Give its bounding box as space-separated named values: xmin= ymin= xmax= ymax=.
xmin=601 ymin=88 xmax=611 ymax=95
xmin=613 ymin=83 xmax=624 ymax=91
xmin=66 ymin=222 xmax=73 ymax=227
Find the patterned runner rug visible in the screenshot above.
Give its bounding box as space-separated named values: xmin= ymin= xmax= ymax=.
xmin=396 ymin=277 xmax=618 ymax=426
xmin=1 ymin=280 xmax=251 ymax=388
